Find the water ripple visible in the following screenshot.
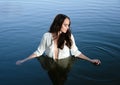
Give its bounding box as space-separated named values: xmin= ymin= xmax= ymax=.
xmin=0 ymin=0 xmax=120 ymax=85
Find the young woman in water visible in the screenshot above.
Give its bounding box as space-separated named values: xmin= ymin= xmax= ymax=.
xmin=16 ymin=14 xmax=101 ymax=65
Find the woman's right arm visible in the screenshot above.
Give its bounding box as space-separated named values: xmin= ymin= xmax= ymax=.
xmin=16 ymin=53 xmax=38 ymax=65
xmin=16 ymin=33 xmax=48 ymax=65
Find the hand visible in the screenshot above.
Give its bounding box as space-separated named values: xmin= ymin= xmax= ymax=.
xmin=53 ymin=58 xmax=58 ymax=62
xmin=90 ymin=59 xmax=101 ymax=65
xmin=16 ymin=60 xmax=24 ymax=65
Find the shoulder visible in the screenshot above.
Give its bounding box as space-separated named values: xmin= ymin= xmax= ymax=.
xmin=43 ymin=32 xmax=52 ymax=39
xmin=71 ymin=33 xmax=74 ymax=39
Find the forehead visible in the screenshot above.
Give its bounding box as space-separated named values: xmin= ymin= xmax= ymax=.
xmin=63 ymin=18 xmax=70 ymax=24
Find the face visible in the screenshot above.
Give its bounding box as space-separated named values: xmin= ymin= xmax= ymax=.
xmin=60 ymin=18 xmax=70 ymax=33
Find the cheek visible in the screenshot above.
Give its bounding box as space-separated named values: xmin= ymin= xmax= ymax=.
xmin=62 ymin=26 xmax=66 ymax=30
xmin=61 ymin=27 xmax=65 ymax=31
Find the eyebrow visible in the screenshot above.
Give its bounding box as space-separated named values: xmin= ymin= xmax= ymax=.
xmin=64 ymin=23 xmax=69 ymax=25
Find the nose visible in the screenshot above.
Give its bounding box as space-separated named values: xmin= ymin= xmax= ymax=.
xmin=67 ymin=26 xmax=70 ymax=30
xmin=66 ymin=25 xmax=69 ymax=29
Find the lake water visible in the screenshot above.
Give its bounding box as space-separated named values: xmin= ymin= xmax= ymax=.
xmin=0 ymin=0 xmax=120 ymax=85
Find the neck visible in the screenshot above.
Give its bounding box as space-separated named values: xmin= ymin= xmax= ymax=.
xmin=52 ymin=31 xmax=62 ymax=40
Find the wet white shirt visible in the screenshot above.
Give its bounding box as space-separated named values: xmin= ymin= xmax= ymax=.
xmin=34 ymin=32 xmax=81 ymax=59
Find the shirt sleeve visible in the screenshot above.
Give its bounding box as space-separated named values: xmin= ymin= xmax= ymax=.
xmin=70 ymin=34 xmax=81 ymax=57
xmin=33 ymin=33 xmax=47 ymax=56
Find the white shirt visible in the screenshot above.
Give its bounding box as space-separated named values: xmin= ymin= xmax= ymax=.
xmin=34 ymin=32 xmax=81 ymax=59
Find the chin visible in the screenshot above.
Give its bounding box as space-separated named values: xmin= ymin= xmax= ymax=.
xmin=62 ymin=31 xmax=67 ymax=33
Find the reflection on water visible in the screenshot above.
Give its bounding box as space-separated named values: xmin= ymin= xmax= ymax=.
xmin=37 ymin=56 xmax=76 ymax=85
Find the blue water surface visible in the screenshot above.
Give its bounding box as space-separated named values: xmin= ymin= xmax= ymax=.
xmin=0 ymin=0 xmax=120 ymax=85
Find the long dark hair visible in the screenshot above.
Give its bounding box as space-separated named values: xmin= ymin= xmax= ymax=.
xmin=49 ymin=14 xmax=72 ymax=49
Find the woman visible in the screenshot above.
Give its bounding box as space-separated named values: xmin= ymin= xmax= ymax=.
xmin=16 ymin=14 xmax=101 ymax=65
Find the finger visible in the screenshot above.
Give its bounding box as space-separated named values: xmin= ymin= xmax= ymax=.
xmin=93 ymin=60 xmax=100 ymax=65
xmin=16 ymin=61 xmax=21 ymax=65
xmin=97 ymin=60 xmax=101 ymax=65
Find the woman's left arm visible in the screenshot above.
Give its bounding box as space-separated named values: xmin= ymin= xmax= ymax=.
xmin=70 ymin=34 xmax=101 ymax=65
xmin=77 ymin=53 xmax=101 ymax=65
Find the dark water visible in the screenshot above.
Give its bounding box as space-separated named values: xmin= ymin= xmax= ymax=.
xmin=0 ymin=0 xmax=120 ymax=85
